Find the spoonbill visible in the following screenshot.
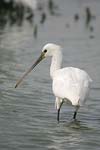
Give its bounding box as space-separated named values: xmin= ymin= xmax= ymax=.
xmin=15 ymin=43 xmax=92 ymax=122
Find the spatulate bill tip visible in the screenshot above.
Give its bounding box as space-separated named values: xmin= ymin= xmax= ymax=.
xmin=15 ymin=84 xmax=17 ymax=88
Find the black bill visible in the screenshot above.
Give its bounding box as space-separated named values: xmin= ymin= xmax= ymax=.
xmin=15 ymin=52 xmax=45 ymax=88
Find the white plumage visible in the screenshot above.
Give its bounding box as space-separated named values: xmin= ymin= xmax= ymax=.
xmin=53 ymin=67 xmax=92 ymax=107
xmin=15 ymin=43 xmax=92 ymax=122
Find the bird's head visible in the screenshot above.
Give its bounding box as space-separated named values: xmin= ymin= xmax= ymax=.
xmin=42 ymin=43 xmax=61 ymax=57
xmin=15 ymin=43 xmax=61 ymax=88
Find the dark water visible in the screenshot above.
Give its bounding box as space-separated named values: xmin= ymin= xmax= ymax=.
xmin=0 ymin=0 xmax=100 ymax=149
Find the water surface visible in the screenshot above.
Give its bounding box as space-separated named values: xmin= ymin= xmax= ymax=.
xmin=0 ymin=0 xmax=100 ymax=150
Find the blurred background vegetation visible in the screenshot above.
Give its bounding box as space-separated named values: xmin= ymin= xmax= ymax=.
xmin=0 ymin=0 xmax=59 ymax=33
xmin=0 ymin=0 xmax=96 ymax=38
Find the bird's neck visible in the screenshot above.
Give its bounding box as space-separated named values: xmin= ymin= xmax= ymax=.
xmin=50 ymin=50 xmax=62 ymax=79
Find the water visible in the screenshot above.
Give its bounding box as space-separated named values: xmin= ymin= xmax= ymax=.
xmin=0 ymin=0 xmax=100 ymax=149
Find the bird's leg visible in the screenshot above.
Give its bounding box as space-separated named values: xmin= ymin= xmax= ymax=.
xmin=73 ymin=106 xmax=79 ymax=120
xmin=57 ymin=109 xmax=60 ymax=123
xmin=57 ymin=100 xmax=64 ymax=123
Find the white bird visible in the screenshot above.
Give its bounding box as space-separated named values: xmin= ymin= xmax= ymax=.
xmin=15 ymin=43 xmax=92 ymax=122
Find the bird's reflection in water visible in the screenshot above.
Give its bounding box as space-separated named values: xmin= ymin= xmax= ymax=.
xmin=61 ymin=119 xmax=92 ymax=131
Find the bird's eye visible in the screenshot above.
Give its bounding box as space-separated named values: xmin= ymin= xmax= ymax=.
xmin=44 ymin=49 xmax=47 ymax=53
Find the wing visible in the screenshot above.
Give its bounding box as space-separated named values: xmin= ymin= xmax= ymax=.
xmin=53 ymin=67 xmax=92 ymax=106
